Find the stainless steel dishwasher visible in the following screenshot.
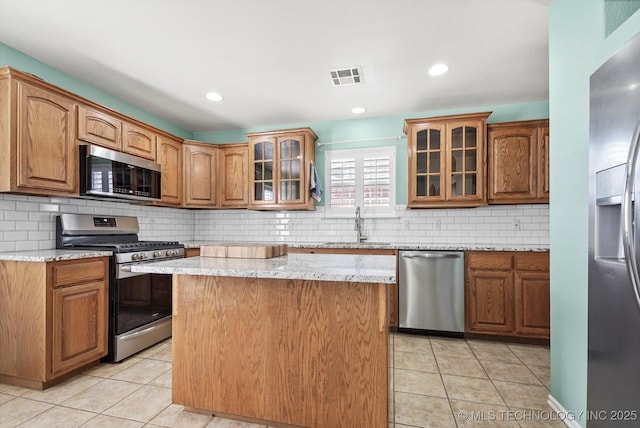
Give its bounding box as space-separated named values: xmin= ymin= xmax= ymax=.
xmin=398 ymin=250 xmax=464 ymax=335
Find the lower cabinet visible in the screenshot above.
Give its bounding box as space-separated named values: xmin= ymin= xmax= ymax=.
xmin=0 ymin=257 xmax=108 ymax=389
xmin=465 ymin=251 xmax=549 ymax=339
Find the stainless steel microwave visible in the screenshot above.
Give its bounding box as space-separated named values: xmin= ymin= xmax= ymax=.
xmin=79 ymin=144 xmax=162 ymax=202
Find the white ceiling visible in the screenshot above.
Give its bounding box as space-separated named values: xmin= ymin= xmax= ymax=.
xmin=0 ymin=0 xmax=550 ymax=133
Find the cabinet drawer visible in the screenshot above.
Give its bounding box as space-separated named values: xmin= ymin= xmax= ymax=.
xmin=514 ymin=252 xmax=549 ymax=271
xmin=466 ymin=252 xmax=513 ymax=270
xmin=51 ymin=259 xmax=107 ymax=288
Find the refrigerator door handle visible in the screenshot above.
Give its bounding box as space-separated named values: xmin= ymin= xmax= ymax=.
xmin=622 ymin=117 xmax=640 ymax=312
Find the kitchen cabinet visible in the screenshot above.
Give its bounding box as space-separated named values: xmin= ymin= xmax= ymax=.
xmin=404 ymin=112 xmax=491 ymax=208
xmin=123 ymin=122 xmax=156 ymax=161
xmin=487 ymin=119 xmax=549 ymax=204
xmin=77 ymin=105 xmax=122 ymax=151
xmin=219 ymin=143 xmax=249 ymax=208
xmin=288 ymin=246 xmax=398 ymax=328
xmin=465 ymin=251 xmax=549 ymax=339
xmin=247 ymin=127 xmax=317 ymax=210
xmin=0 ymin=68 xmax=78 ymax=196
xmin=0 ymin=257 xmax=108 ymax=389
xmin=183 ymin=140 xmax=218 ymax=208
xmin=156 ymin=135 xmax=183 ymax=206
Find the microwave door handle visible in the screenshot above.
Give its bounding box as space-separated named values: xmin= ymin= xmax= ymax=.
xmin=622 ymin=116 xmax=640 ymax=312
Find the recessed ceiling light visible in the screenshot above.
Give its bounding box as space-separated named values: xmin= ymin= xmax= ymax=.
xmin=428 ymin=63 xmax=449 ymax=76
xmin=352 ymin=107 xmax=366 ymax=114
xmin=206 ymin=92 xmax=223 ymax=102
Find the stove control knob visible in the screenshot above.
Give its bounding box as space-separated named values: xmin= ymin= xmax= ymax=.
xmin=153 ymin=251 xmax=161 ymax=258
xmin=132 ymin=253 xmax=139 ymax=260
xmin=140 ymin=252 xmax=147 ymax=260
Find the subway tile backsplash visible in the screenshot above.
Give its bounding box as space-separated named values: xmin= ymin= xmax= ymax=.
xmin=0 ymin=193 xmax=549 ymax=252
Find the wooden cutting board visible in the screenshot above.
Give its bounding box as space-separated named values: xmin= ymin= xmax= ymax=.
xmin=200 ymin=243 xmax=288 ymax=259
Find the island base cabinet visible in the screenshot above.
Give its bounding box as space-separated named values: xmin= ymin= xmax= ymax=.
xmin=172 ymin=275 xmax=388 ymax=428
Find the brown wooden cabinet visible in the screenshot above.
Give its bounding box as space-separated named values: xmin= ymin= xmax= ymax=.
xmin=123 ymin=122 xmax=156 ymax=160
xmin=183 ymin=140 xmax=218 ymax=208
xmin=219 ymin=143 xmax=249 ymax=208
xmin=247 ymin=128 xmax=317 ymax=210
xmin=487 ymin=119 xmax=549 ymax=204
xmin=0 ymin=69 xmax=78 ymax=196
xmin=0 ymin=257 xmax=108 ymax=389
xmin=288 ymin=246 xmax=398 ymax=328
xmin=156 ymin=135 xmax=183 ymax=206
xmin=465 ymin=251 xmax=549 ymax=339
xmin=77 ymin=105 xmax=122 ymax=150
xmin=405 ymin=112 xmax=491 ymax=208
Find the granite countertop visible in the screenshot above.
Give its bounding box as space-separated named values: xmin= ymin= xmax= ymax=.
xmin=0 ymin=249 xmax=113 ymax=262
xmin=181 ymin=240 xmax=549 ymax=252
xmin=130 ymin=253 xmax=396 ymax=284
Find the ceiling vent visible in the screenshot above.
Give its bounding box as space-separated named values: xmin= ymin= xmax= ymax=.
xmin=330 ymin=67 xmax=362 ymax=86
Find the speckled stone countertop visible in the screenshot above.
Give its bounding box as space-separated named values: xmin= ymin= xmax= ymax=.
xmin=131 ymin=253 xmax=396 ymax=284
xmin=181 ymin=240 xmax=549 ymax=252
xmin=0 ymin=249 xmax=112 ymax=262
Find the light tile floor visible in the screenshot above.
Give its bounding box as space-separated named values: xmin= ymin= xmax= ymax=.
xmin=0 ymin=334 xmax=561 ymax=428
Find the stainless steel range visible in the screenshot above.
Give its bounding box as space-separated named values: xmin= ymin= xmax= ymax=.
xmin=56 ymin=213 xmax=184 ymax=362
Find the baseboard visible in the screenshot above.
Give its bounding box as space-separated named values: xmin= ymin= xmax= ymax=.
xmin=547 ymin=394 xmax=583 ymax=428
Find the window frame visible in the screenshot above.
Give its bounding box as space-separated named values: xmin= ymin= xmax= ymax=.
xmin=323 ymin=145 xmax=396 ymax=218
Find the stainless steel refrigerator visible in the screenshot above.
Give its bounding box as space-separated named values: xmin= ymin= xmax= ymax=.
xmin=589 ymin=31 xmax=640 ymax=425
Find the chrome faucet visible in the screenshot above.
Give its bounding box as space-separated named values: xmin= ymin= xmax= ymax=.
xmin=354 ymin=206 xmax=367 ymax=243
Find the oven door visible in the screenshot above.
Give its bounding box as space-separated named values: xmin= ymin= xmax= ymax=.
xmin=115 ymin=261 xmax=176 ymax=335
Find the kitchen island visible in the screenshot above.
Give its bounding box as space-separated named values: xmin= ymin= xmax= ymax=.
xmin=132 ymin=253 xmax=395 ymax=428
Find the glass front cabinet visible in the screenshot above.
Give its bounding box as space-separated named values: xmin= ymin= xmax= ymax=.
xmin=404 ymin=112 xmax=491 ymax=208
xmin=247 ymin=127 xmax=317 ymax=210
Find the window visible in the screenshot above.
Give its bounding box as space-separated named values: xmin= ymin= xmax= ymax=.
xmin=324 ymin=146 xmax=396 ymax=217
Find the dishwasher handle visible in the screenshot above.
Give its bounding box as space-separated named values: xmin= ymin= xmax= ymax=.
xmin=401 ymin=252 xmax=462 ymax=259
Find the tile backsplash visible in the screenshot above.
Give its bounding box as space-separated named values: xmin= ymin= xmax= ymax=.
xmin=0 ymin=193 xmax=549 ymax=252
xmin=194 ymin=204 xmax=549 ymax=249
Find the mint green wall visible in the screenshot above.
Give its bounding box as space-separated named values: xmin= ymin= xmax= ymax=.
xmin=549 ymin=1 xmax=640 ymax=425
xmin=605 ymin=0 xmax=640 ymax=36
xmin=195 ymin=100 xmax=549 ymax=205
xmin=0 ymin=43 xmax=193 ymax=139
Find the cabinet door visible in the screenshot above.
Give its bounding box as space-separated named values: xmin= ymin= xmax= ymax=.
xmin=514 ymin=270 xmax=550 ymax=338
xmin=250 ymin=137 xmax=276 ymax=207
xmin=408 ymin=123 xmax=446 ymax=205
xmin=466 ymin=269 xmax=514 ymax=334
xmin=537 ymin=125 xmax=550 ymax=201
xmin=77 ymin=105 xmax=122 ymax=150
xmin=487 ymin=125 xmax=537 ymax=203
xmin=277 ymin=136 xmax=304 ymax=205
xmin=514 ymin=252 xmax=550 ymax=338
xmin=51 ymin=280 xmax=107 ymax=375
xmin=157 ymin=135 xmax=183 ymax=206
xmin=220 ymin=145 xmax=249 ymax=208
xmin=16 ymin=82 xmax=77 ymax=194
xmin=447 ymin=119 xmax=485 ymax=204
xmin=123 ymin=122 xmax=156 ymax=160
xmin=183 ymin=142 xmax=218 ymax=207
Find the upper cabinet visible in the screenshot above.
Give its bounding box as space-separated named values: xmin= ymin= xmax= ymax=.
xmin=487 ymin=119 xmax=549 ymax=204
xmin=77 ymin=105 xmax=122 ymax=151
xmin=246 ymin=128 xmax=317 ymax=210
xmin=122 ymin=122 xmax=156 ymax=161
xmin=0 ymin=68 xmax=78 ymax=196
xmin=183 ymin=140 xmax=218 ymax=208
xmin=219 ymin=143 xmax=249 ymax=208
xmin=405 ymin=112 xmax=490 ymax=208
xmin=157 ymin=135 xmax=183 ymax=206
